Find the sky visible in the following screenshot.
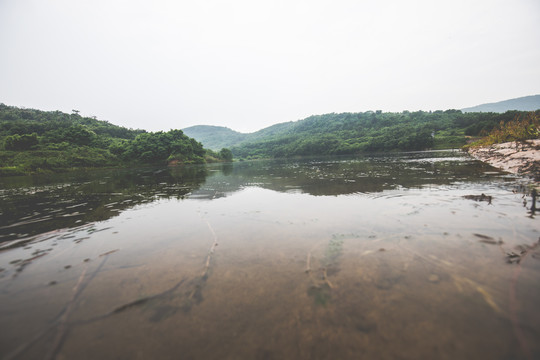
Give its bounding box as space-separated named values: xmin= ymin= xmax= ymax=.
xmin=1 ymin=0 xmax=539 ymax=133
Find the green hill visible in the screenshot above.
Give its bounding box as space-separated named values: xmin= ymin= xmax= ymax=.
xmin=185 ymin=110 xmax=538 ymax=159
xmin=4 ymin=101 xmax=538 ymax=171
xmin=182 ymin=125 xmax=247 ymax=151
xmin=0 ymin=104 xmax=229 ymax=175
xmin=182 ymin=121 xmax=298 ymax=151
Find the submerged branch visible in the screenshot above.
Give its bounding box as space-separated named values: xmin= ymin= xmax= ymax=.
xmin=5 ymin=254 xmax=111 ymax=360
xmin=78 ymin=214 xmax=221 ymax=323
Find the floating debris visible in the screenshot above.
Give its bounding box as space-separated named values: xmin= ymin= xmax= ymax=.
xmin=474 ymin=233 xmax=503 ymax=245
xmin=505 ymin=239 xmax=540 ymax=264
xmin=463 ymin=193 xmax=492 ymax=204
xmin=506 ymin=252 xmax=522 ymax=264
xmin=528 ymin=188 xmax=537 ymax=216
xmin=99 ymin=249 xmax=119 ymax=257
xmin=479 ymin=238 xmax=502 ymax=245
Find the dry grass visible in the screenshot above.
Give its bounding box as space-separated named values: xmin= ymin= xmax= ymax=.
xmin=467 ymin=112 xmax=539 ymax=148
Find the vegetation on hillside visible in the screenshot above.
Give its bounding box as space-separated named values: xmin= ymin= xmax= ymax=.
xmin=465 ymin=112 xmax=539 ymax=148
xmin=228 ymin=110 xmax=536 ymax=159
xmin=182 ymin=125 xmax=248 ymax=151
xmin=0 ymin=104 xmax=232 ymax=175
xmin=3 ymin=102 xmax=538 ymax=175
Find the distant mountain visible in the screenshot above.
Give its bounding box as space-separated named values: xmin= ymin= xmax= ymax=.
xmin=183 ymin=108 xmax=540 ymax=159
xmin=182 ymin=125 xmax=247 ymax=150
xmin=183 ymin=94 xmax=540 ymax=159
xmin=462 ymin=94 xmax=540 ymax=113
xmin=183 ymin=121 xmax=297 ymax=150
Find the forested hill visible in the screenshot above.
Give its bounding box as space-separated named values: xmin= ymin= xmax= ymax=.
xmin=182 ymin=122 xmax=296 ymax=151
xmin=184 ymin=109 xmax=538 ymax=159
xmin=461 ymin=94 xmax=540 ymax=113
xmin=0 ymin=104 xmax=231 ymax=175
xmin=3 ymin=104 xmax=538 ymax=173
xmin=182 ymin=125 xmax=248 ymax=150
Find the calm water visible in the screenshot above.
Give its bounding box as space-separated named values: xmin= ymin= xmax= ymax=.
xmin=1 ymin=151 xmax=539 ymax=360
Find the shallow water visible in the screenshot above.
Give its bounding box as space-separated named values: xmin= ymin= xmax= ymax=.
xmin=1 ymin=151 xmax=539 ymax=360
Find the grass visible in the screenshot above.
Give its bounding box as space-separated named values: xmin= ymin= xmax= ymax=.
xmin=433 ymin=129 xmax=468 ymax=149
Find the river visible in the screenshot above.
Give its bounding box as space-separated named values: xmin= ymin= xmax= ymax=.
xmin=0 ymin=150 xmax=539 ymax=359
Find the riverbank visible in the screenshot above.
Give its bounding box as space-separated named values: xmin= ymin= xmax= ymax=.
xmin=467 ymin=139 xmax=540 ymax=182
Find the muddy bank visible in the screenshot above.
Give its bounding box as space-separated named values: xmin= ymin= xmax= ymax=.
xmin=467 ymin=139 xmax=540 ymax=181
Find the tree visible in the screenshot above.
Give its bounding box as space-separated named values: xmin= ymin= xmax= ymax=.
xmin=63 ymin=125 xmax=96 ymax=145
xmin=4 ymin=133 xmax=39 ymax=150
xmin=219 ymin=148 xmax=233 ymax=161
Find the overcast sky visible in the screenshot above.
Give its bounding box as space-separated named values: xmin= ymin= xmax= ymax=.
xmin=1 ymin=0 xmax=539 ymax=133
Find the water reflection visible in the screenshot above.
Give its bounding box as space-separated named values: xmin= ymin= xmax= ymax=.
xmin=198 ymin=150 xmax=507 ymax=196
xmin=1 ymin=151 xmax=539 ymax=360
xmin=0 ymin=166 xmax=209 ymax=244
xmin=0 ymin=151 xmax=523 ymax=247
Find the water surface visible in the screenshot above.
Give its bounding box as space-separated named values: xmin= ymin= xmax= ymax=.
xmin=1 ymin=151 xmax=539 ymax=359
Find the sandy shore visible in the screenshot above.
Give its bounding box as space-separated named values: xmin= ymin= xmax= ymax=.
xmin=467 ymin=139 xmax=540 ymax=182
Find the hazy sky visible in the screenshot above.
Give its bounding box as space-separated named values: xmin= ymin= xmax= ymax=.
xmin=1 ymin=0 xmax=539 ymax=133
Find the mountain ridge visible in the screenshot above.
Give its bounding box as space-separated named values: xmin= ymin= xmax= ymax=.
xmin=183 ymin=121 xmax=296 ymax=151
xmin=461 ymin=94 xmax=540 ymax=113
xmin=184 ymin=94 xmax=540 ymax=152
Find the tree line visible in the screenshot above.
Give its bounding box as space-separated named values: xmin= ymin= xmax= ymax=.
xmin=2 ymin=103 xmax=537 ymax=174
xmin=0 ymin=104 xmax=232 ymax=175
xmin=230 ymin=109 xmax=539 ymax=159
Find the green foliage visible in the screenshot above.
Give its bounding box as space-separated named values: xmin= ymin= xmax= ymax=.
xmin=231 ymin=112 xmax=438 ymax=158
xmin=0 ymin=147 xmax=118 ymax=174
xmin=61 ymin=124 xmax=97 ymax=145
xmin=121 ymin=130 xmax=207 ymax=164
xmin=218 ymin=148 xmax=233 ymax=162
xmin=204 ymin=148 xmax=234 ymax=163
xmin=0 ymin=104 xmax=221 ymax=175
xmin=182 ymin=125 xmax=248 ymax=151
xmin=2 ymin=102 xmax=537 ymax=174
xmin=224 ymin=110 xmax=538 ymax=159
xmin=467 ymin=112 xmax=540 ymax=148
xmin=4 ymin=133 xmax=38 ymax=150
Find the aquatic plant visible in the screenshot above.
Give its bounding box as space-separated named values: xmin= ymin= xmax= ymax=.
xmin=323 ymin=235 xmax=345 ymax=274
xmin=306 ymin=234 xmax=347 ymax=306
xmin=307 ymin=283 xmax=332 ymax=306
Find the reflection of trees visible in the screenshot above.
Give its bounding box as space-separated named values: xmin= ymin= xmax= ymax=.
xmin=201 ymin=152 xmax=499 ymax=196
xmin=0 ymin=152 xmax=502 ymax=245
xmin=0 ymin=166 xmax=209 ymax=243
